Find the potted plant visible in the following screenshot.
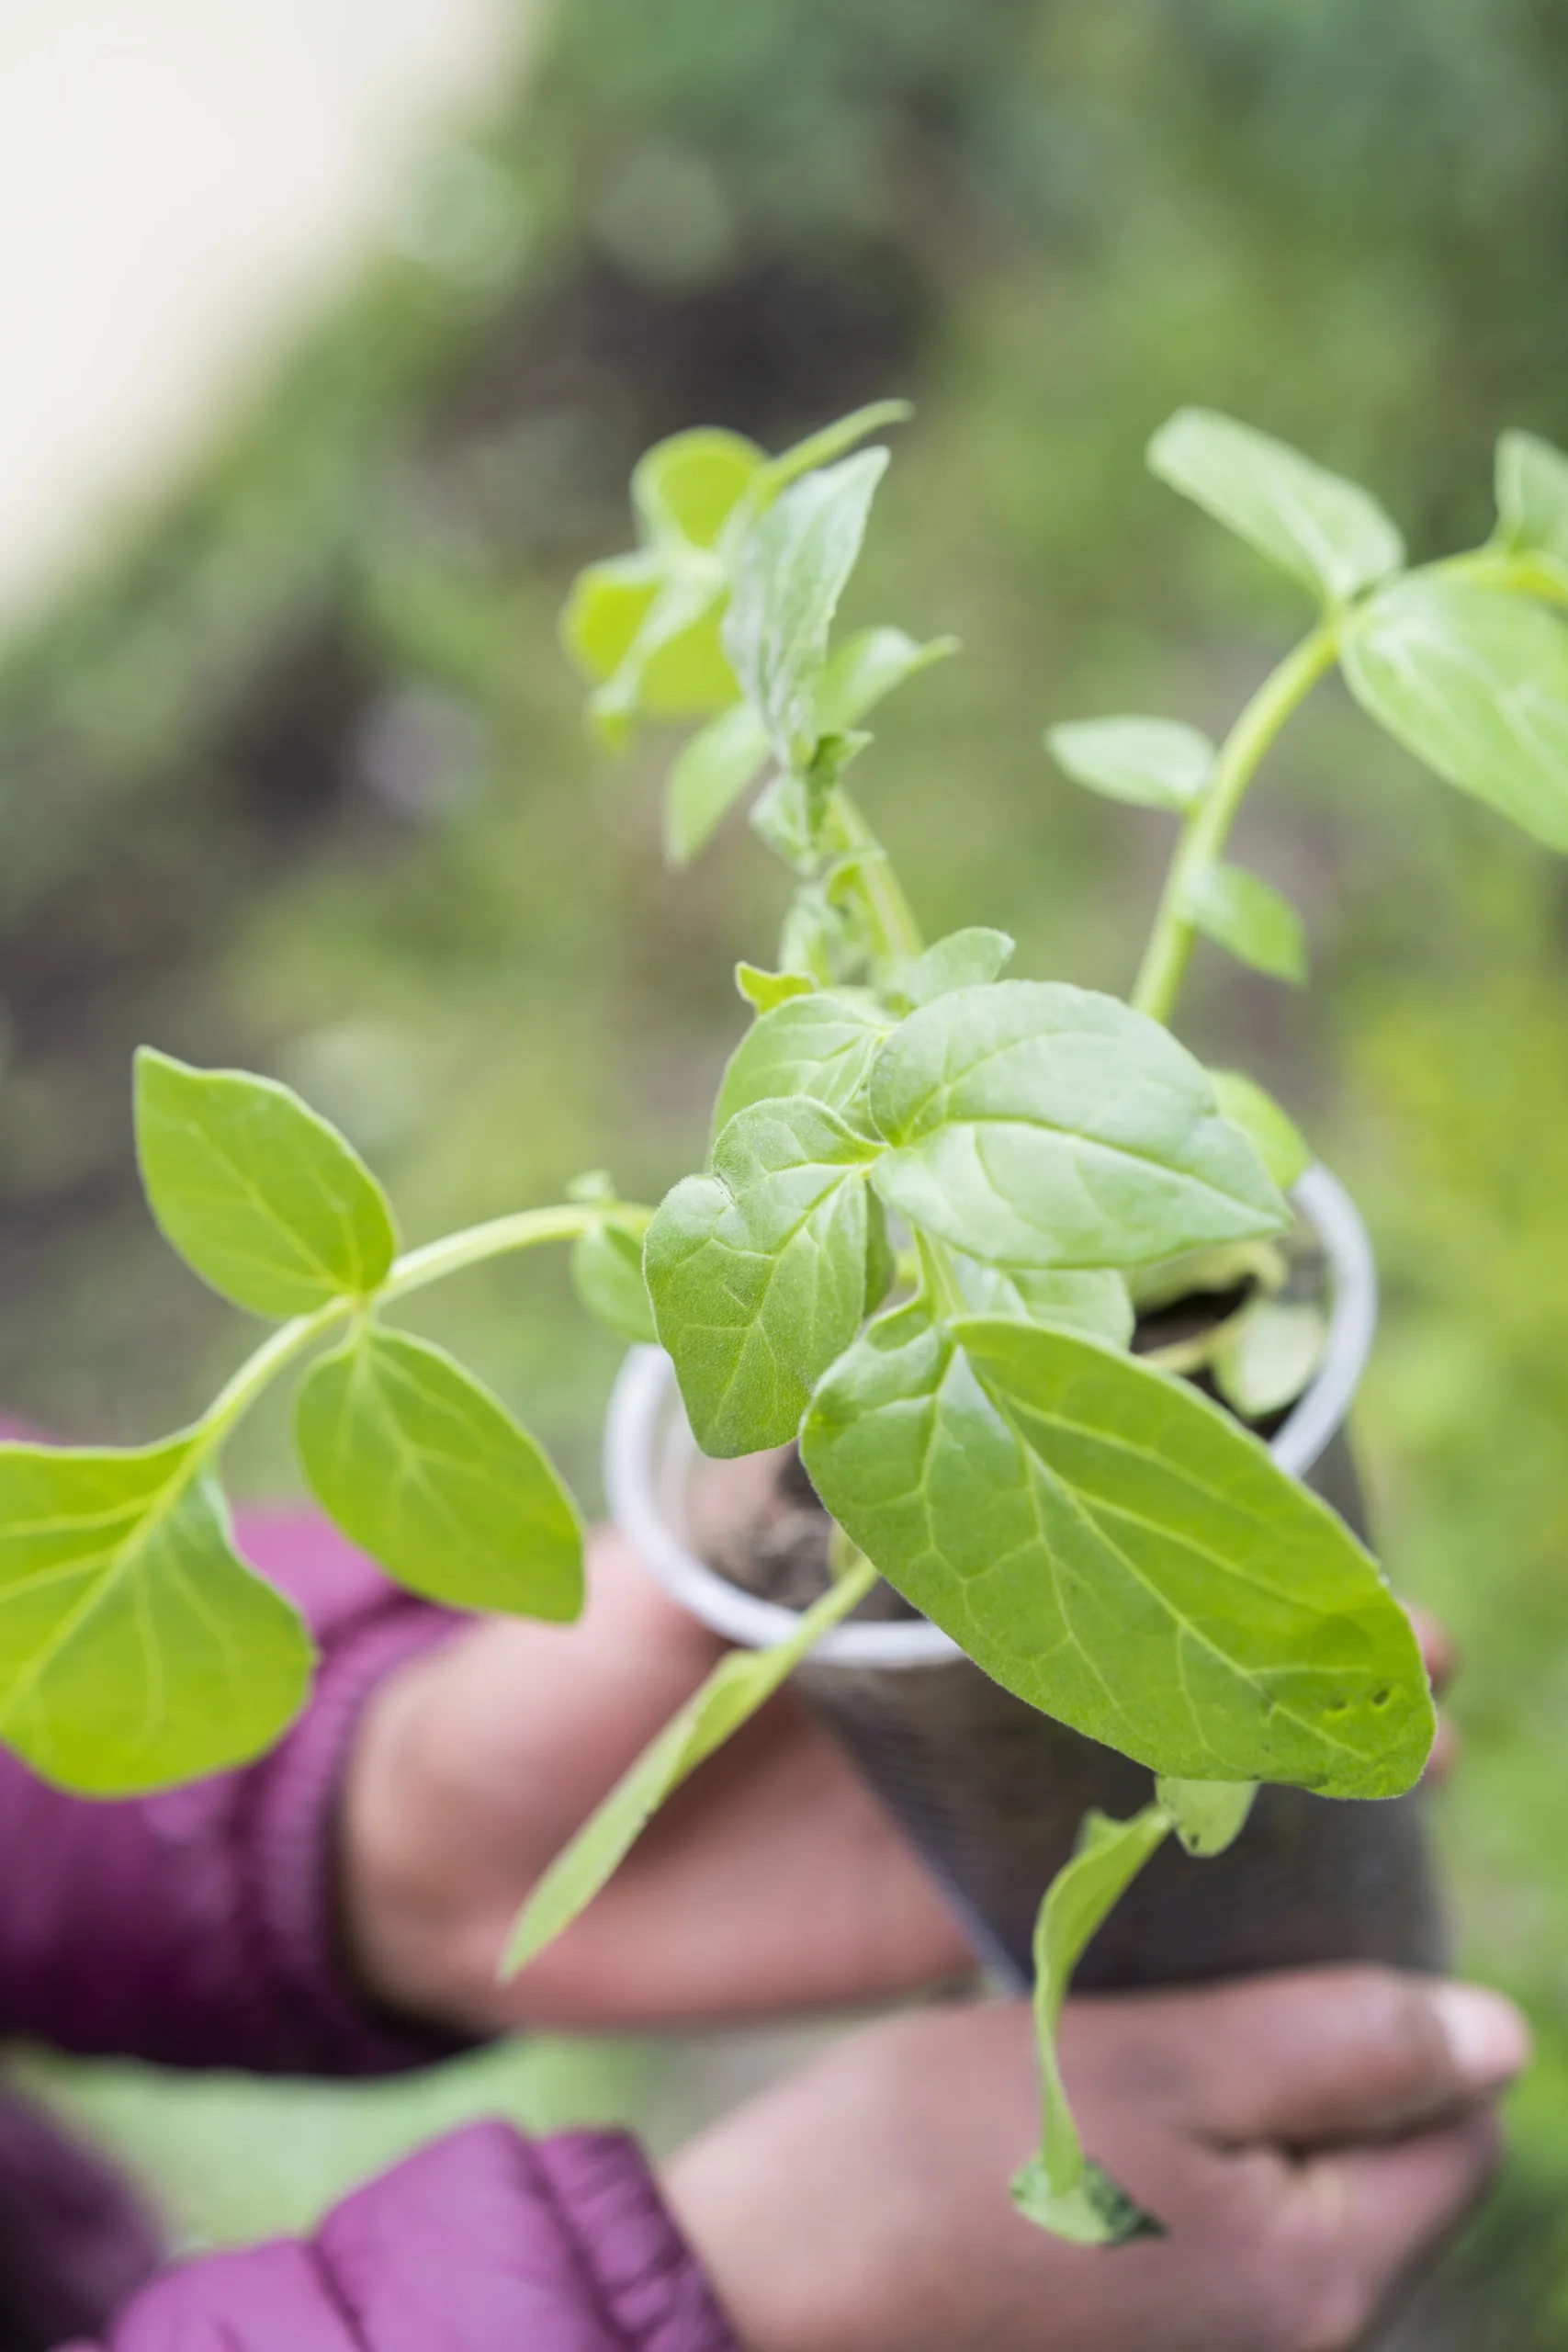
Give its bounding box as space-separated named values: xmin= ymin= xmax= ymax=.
xmin=5 ymin=400 xmax=1566 ymax=2242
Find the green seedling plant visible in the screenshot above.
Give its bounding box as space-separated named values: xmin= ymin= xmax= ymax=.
xmin=7 ymin=401 xmax=1568 ymax=2241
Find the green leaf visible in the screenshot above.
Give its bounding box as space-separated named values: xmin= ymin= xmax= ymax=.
xmin=646 ymin=1099 xmax=879 ymax=1457
xmin=135 ymin=1047 xmax=398 ymax=1318
xmin=868 ymin=982 xmax=1285 ymax=1272
xmin=633 ymin=428 xmax=764 ymax=550
xmin=815 ymin=625 xmax=957 ymax=732
xmin=502 ymin=1559 xmax=876 ymax=1975
xmin=953 ymin=1257 xmax=1134 ymax=1349
xmin=1148 ymin=409 xmax=1404 ymax=604
xmin=1179 ymin=863 xmax=1307 ymax=984
xmin=1209 ymin=1071 xmax=1312 ymax=1191
xmin=663 ymin=703 xmax=771 ymax=868
xmin=892 ymin=926 xmax=1016 ymax=1010
xmin=1213 ymin=1297 xmax=1328 ymax=1420
xmin=801 ymin=1308 xmax=1434 ymax=1797
xmin=1495 ymin=429 xmax=1568 ymax=568
xmin=571 ymin=1221 xmax=658 ymax=1345
xmin=1010 ymin=1806 xmax=1171 ymax=2245
xmin=713 ymin=990 xmax=890 ymax=1140
xmin=754 ymin=400 xmax=912 ymax=499
xmin=735 ymin=963 xmax=816 ymax=1012
xmin=0 ymin=1437 xmax=310 ymax=1794
xmin=1342 ymin=575 xmax=1568 ymax=853
xmin=1047 ymin=717 xmax=1214 ymax=813
xmin=724 ymin=449 xmax=890 ymax=770
xmin=1156 ymin=1776 xmax=1257 ymax=1859
xmin=295 ymin=1327 xmax=583 ymax=1621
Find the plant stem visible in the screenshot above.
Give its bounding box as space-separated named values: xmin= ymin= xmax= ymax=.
xmin=831 ymin=790 xmax=926 ymax=963
xmin=194 ymin=1202 xmax=651 ymax=1460
xmin=1130 ymin=624 xmax=1340 ymax=1028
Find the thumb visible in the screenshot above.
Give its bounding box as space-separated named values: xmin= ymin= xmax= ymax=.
xmin=1166 ymin=1967 xmax=1529 ymax=2148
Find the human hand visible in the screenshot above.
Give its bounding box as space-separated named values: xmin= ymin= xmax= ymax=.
xmin=340 ymin=1525 xmax=972 ymax=2033
xmin=666 ymin=1967 xmax=1525 ymax=2352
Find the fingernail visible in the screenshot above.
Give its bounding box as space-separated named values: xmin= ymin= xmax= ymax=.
xmin=1432 ymin=1984 xmax=1532 ymax=2088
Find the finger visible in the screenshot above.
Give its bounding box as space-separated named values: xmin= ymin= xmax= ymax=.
xmin=1144 ymin=1968 xmax=1529 ymax=2147
xmin=1422 ymin=1713 xmax=1460 ymax=1788
xmin=1286 ymin=2107 xmax=1500 ymax=2346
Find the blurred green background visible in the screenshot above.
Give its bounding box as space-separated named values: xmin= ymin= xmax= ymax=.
xmin=4 ymin=0 xmax=1568 ymax=2338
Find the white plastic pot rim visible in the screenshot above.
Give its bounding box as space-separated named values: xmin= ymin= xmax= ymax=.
xmin=604 ymin=1161 xmax=1377 ymax=1672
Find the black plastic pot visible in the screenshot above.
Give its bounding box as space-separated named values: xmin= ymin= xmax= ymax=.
xmin=606 ymin=1168 xmax=1445 ymax=1991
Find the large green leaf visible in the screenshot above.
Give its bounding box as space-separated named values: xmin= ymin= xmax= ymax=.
xmin=1343 ymin=575 xmax=1568 ymax=852
xmin=295 ymin=1328 xmax=583 ymax=1621
xmin=1011 ymin=1806 xmax=1172 ymax=2245
xmin=0 ymin=1438 xmax=310 ymax=1794
xmin=1148 ymin=410 xmax=1404 ymax=605
xmin=1047 ymin=717 xmax=1213 ymax=813
xmin=1495 ymin=429 xmax=1568 ymax=570
xmin=135 ymin=1048 xmax=398 ymax=1318
xmin=867 ymin=982 xmax=1284 ymax=1271
xmin=801 ymin=1308 xmax=1433 ymax=1797
xmin=712 ymin=990 xmax=890 ymax=1141
xmin=723 ymin=449 xmax=889 ymax=771
xmin=646 ymin=1099 xmax=878 ymax=1456
xmin=502 ymin=1558 xmax=876 ymax=1976
xmin=632 ymin=428 xmax=764 ymax=550
xmin=1179 ymin=862 xmax=1307 ymax=983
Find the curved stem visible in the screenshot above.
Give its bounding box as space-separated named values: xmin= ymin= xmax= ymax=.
xmin=1130 ymin=625 xmax=1340 ymax=1028
xmin=193 ymin=1202 xmax=653 ymax=1463
xmin=831 ymin=791 xmax=926 ymax=963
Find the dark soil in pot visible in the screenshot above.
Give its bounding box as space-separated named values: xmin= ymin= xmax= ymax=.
xmin=683 ymin=1226 xmax=1447 ymax=1993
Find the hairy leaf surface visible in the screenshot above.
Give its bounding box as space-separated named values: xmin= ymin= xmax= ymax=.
xmin=724 ymin=450 xmax=889 ymax=770
xmin=1148 ymin=410 xmax=1404 ymax=604
xmin=893 ymin=927 xmax=1016 ymax=1010
xmin=1343 ymin=576 xmax=1568 ymax=851
xmin=0 ymin=1438 xmax=310 ymax=1793
xmin=713 ymin=991 xmax=890 ymax=1140
xmin=648 ymin=1099 xmax=879 ymax=1455
xmin=296 ymin=1329 xmax=583 ymax=1621
xmin=136 ymin=1048 xmax=398 ymax=1317
xmin=868 ymin=982 xmax=1284 ymax=1270
xmin=802 ymin=1308 xmax=1433 ymax=1796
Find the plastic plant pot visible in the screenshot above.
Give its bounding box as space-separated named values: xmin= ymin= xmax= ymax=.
xmin=604 ymin=1165 xmax=1446 ymax=1992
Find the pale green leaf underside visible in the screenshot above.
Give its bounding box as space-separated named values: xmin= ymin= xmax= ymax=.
xmin=295 ymin=1329 xmax=583 ymax=1622
xmin=868 ymin=982 xmax=1285 ymax=1271
xmin=1343 ymin=576 xmax=1568 ymax=853
xmin=135 ymin=1048 xmax=398 ymax=1318
xmin=1179 ymin=862 xmax=1307 ymax=984
xmin=1012 ymin=1805 xmax=1172 ymax=2245
xmin=647 ymin=1098 xmax=878 ymax=1456
xmin=1213 ymin=1298 xmax=1328 ymax=1420
xmin=1156 ymin=1775 xmax=1257 ymax=1858
xmin=801 ymin=1308 xmax=1433 ymax=1796
xmin=1149 ymin=409 xmax=1404 ymax=604
xmin=0 ymin=1438 xmax=311 ymax=1794
xmin=1209 ymin=1071 xmax=1312 ymax=1191
xmin=1048 ymin=717 xmax=1214 ymax=812
xmin=712 ymin=990 xmax=890 ymax=1142
xmin=571 ymin=1222 xmax=658 ymax=1346
xmin=502 ymin=1560 xmax=875 ymax=1976
xmin=723 ymin=448 xmax=890 ymax=770
xmin=664 ymin=703 xmax=771 ymax=868
xmin=1495 ymin=429 xmax=1568 ymax=568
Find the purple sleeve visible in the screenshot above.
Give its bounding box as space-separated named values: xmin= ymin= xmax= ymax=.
xmin=69 ymin=2123 xmax=739 ymax=2352
xmin=0 ymin=1505 xmax=467 ymax=2075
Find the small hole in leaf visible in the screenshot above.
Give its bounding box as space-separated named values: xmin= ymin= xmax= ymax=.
xmin=1371 ymin=1688 xmax=1392 ymax=1708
